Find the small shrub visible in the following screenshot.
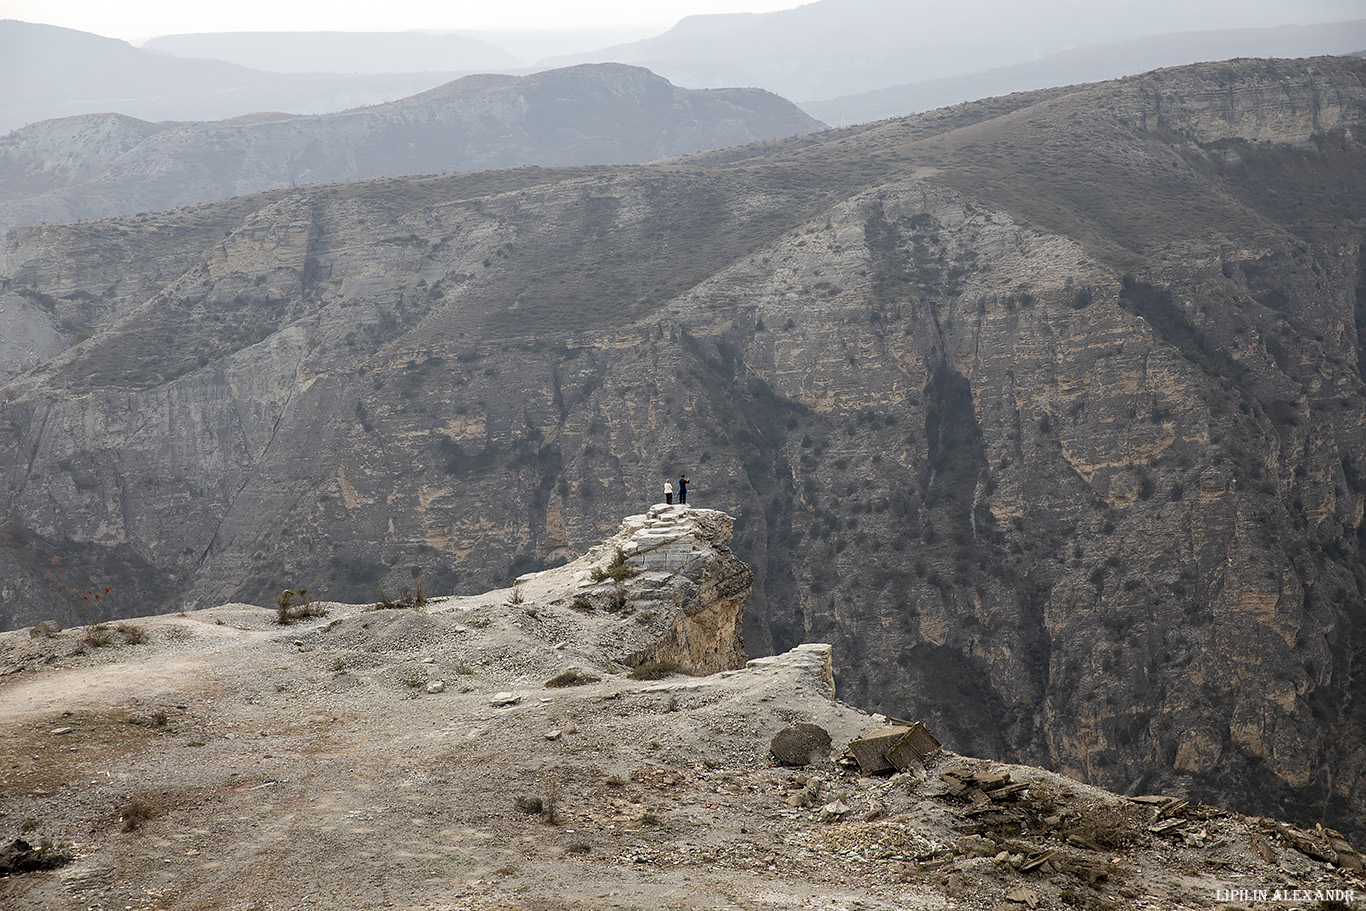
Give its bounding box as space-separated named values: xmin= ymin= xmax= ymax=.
xmin=506 ymin=582 xmax=525 ymax=606
xmin=470 ymin=617 xmax=491 ymax=629
xmin=83 ymin=622 xmax=115 ymax=648
xmin=564 ymin=841 xmax=592 ymax=855
xmin=591 ymin=549 xmax=638 ymax=583
xmin=569 ymin=595 xmax=594 ymax=613
xmin=606 ymin=587 xmax=628 ymax=613
xmin=276 ymin=589 xmax=325 ymax=625
xmin=628 ymin=659 xmax=688 ymax=681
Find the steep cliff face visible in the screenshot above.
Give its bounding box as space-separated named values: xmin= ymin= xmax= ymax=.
xmin=1 ymin=56 xmax=1364 ymax=838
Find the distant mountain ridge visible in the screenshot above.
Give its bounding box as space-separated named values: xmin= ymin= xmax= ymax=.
xmin=0 ymin=63 xmax=824 ymax=240
xmin=0 ymin=20 xmax=475 ymax=136
xmin=544 ymin=0 xmax=1365 ymax=101
xmin=804 ymin=19 xmax=1366 ymax=125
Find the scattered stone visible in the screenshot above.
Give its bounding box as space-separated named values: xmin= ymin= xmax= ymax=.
xmin=28 ymin=620 xmax=61 ymax=639
xmin=490 ymin=692 xmax=521 ymax=707
xmin=0 ymin=838 xmax=73 ymax=876
xmin=514 ymin=796 xmax=543 ymax=815
xmin=1148 ymin=818 xmax=1186 ymax=835
xmin=818 ymin=800 xmax=849 ymax=823
xmin=545 ymin=730 xmax=562 ymax=741
xmin=955 ymin=835 xmax=997 ymax=858
xmin=1325 ymin=828 xmax=1363 ymax=872
xmin=1006 ymin=887 xmax=1039 ymax=908
xmin=770 ymin=723 xmax=833 ymax=767
xmin=425 ymin=681 xmax=445 ymax=694
xmin=50 ymin=727 xmax=72 ymax=736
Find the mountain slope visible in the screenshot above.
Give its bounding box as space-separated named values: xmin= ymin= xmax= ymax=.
xmin=1 ymin=55 xmax=1365 ymax=843
xmin=0 ymin=63 xmax=824 ymax=240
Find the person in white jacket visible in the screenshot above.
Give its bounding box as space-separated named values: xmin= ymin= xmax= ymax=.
xmin=664 ymin=479 xmax=674 ymax=505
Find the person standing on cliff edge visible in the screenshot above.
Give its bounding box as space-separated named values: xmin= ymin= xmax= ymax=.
xmin=664 ymin=478 xmax=674 ymax=505
xmin=678 ymin=475 xmax=689 ymax=506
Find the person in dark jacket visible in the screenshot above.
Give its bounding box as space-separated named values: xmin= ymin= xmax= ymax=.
xmin=678 ymin=475 xmax=689 ymax=506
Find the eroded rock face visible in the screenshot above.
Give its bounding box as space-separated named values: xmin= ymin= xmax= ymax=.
xmin=599 ymin=506 xmax=751 ymax=675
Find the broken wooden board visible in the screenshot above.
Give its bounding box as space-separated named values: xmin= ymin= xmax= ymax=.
xmin=847 ymin=725 xmax=911 ymax=774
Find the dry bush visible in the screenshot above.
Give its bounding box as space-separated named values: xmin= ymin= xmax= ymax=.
xmin=115 ymin=622 xmax=147 ymax=644
xmin=82 ymin=622 xmax=115 ymax=648
xmin=545 ymin=669 xmax=600 ymax=688
xmin=370 ymin=584 xmax=428 ymax=611
xmin=119 ymin=797 xmax=159 ymax=832
xmin=628 ymin=659 xmax=687 ymax=681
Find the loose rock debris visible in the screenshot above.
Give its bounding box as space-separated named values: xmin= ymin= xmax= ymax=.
xmin=817 ymin=719 xmax=1366 ymax=908
xmin=0 ymin=838 xmax=72 ymax=877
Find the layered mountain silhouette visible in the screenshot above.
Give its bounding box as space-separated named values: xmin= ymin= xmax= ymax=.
xmin=546 ymin=0 xmax=1366 ymax=102
xmin=0 ymin=63 xmax=823 ymax=239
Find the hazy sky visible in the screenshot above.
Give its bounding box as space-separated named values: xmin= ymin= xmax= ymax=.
xmin=5 ymin=1 xmax=809 ymax=43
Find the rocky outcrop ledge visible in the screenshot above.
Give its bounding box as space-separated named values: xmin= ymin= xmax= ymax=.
xmin=569 ymin=505 xmax=751 ymax=675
